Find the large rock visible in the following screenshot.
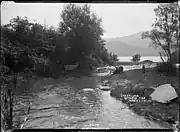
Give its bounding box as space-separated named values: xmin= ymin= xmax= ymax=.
xmin=106 ymin=66 xmax=116 ymax=71
xmin=64 ymin=64 xmax=79 ymax=71
xmin=113 ymin=66 xmax=124 ymax=74
xmin=150 ymin=84 xmax=178 ymax=103
xmin=99 ymin=85 xmax=111 ymax=91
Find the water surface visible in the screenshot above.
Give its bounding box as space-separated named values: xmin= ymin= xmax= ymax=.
xmin=118 ymin=56 xmax=167 ymax=62
xmin=16 ymin=66 xmax=166 ymax=129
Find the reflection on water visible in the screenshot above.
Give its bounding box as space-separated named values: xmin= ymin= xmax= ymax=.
xmin=19 ymin=72 xmax=166 ymax=129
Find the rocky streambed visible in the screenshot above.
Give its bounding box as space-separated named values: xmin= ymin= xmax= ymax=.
xmin=12 ymin=64 xmax=171 ymax=129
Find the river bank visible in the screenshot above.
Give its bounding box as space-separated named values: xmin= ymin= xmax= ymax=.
xmin=9 ymin=68 xmax=96 ymax=129
xmin=99 ymin=66 xmax=179 ymax=129
xmin=4 ymin=62 xmax=178 ymax=129
xmin=11 ymin=67 xmax=169 ymax=129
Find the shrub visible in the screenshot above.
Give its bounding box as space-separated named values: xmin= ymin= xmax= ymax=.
xmin=156 ymin=62 xmax=178 ymax=76
xmin=91 ymin=57 xmax=100 ymax=67
xmin=131 ymin=54 xmax=141 ymax=62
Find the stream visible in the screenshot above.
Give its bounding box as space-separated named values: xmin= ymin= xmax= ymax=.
xmin=14 ymin=65 xmax=165 ymax=129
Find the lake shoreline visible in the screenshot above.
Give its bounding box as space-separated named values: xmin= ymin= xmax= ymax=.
xmin=117 ymin=56 xmax=167 ymax=63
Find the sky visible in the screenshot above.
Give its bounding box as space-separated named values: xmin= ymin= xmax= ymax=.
xmin=1 ymin=1 xmax=159 ymax=38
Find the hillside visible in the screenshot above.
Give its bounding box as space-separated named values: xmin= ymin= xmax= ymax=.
xmin=104 ymin=32 xmax=159 ymax=56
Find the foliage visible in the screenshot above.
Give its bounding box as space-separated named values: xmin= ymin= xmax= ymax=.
xmin=142 ymin=2 xmax=179 ymax=63
xmin=1 ymin=4 xmax=117 ymax=74
xmin=171 ymin=49 xmax=179 ymax=63
xmin=131 ymin=54 xmax=141 ymax=62
xmin=1 ymin=17 xmax=54 ymax=131
xmin=156 ymin=62 xmax=178 ymax=76
xmin=0 ymin=4 xmax=119 ymax=80
xmin=56 ymin=4 xmax=116 ymax=68
xmin=112 ymin=54 xmax=118 ymax=62
xmin=1 ymin=4 xmax=119 ymax=131
xmin=0 ymin=3 xmax=118 ymax=96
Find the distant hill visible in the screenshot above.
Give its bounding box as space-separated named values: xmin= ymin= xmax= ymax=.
xmin=104 ymin=31 xmax=159 ymax=56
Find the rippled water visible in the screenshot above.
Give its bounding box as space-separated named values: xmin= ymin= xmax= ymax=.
xmin=17 ymin=67 xmax=166 ymax=129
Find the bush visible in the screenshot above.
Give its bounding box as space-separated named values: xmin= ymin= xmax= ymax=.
xmin=112 ymin=54 xmax=118 ymax=62
xmin=171 ymin=50 xmax=179 ymax=64
xmin=34 ymin=65 xmax=52 ymax=77
xmin=131 ymin=54 xmax=141 ymax=62
xmin=156 ymin=62 xmax=178 ymax=76
xmin=91 ymin=57 xmax=101 ymax=67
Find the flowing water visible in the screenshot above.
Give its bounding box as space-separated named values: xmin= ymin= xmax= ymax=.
xmin=15 ymin=66 xmax=166 ymax=129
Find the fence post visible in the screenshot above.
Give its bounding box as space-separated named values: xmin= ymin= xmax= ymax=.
xmin=8 ymin=89 xmax=13 ymax=129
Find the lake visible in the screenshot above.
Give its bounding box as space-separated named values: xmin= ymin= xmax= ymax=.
xmin=117 ymin=56 xmax=167 ymax=62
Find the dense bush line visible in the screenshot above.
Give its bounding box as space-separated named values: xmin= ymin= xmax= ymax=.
xmin=1 ymin=4 xmax=118 ymax=78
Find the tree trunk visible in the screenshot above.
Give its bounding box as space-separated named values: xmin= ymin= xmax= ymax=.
xmin=7 ymin=89 xmax=13 ymax=129
xmin=13 ymin=73 xmax=18 ymax=91
xmin=162 ymin=48 xmax=170 ymax=62
xmin=159 ymin=52 xmax=165 ymax=62
xmin=167 ymin=48 xmax=172 ymax=63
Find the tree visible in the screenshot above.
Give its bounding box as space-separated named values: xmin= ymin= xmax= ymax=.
xmin=4 ymin=16 xmax=33 ymax=46
xmin=58 ymin=4 xmax=104 ymax=68
xmin=1 ymin=16 xmax=54 ymax=87
xmin=141 ymin=2 xmax=179 ymax=62
xmin=52 ymin=35 xmax=70 ymax=64
xmin=112 ymin=54 xmax=118 ymax=62
xmin=131 ymin=54 xmax=141 ymax=62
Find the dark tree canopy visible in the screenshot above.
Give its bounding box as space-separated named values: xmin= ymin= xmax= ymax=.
xmin=1 ymin=4 xmax=118 ymax=77
xmin=54 ymin=4 xmax=116 ymax=67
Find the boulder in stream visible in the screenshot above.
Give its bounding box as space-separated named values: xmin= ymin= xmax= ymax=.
xmin=64 ymin=64 xmax=79 ymax=71
xmin=113 ymin=66 xmax=124 ymax=74
xmin=82 ymin=88 xmax=94 ymax=92
xmin=99 ymin=85 xmax=111 ymax=91
xmin=150 ymin=84 xmax=178 ymax=103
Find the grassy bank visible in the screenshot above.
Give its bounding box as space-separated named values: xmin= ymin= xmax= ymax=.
xmin=100 ymin=67 xmax=179 ymax=129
